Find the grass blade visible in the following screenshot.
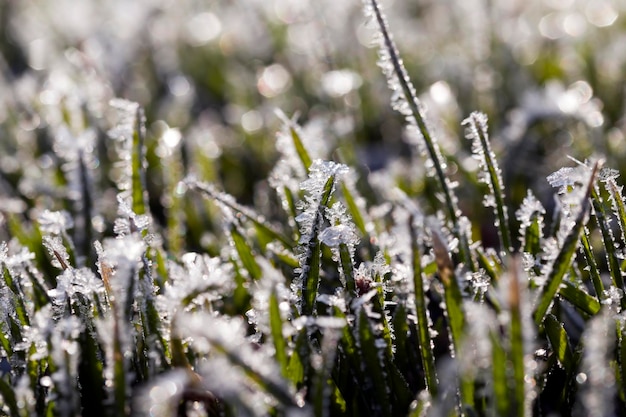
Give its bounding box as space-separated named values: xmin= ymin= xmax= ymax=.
xmin=409 ymin=216 xmax=437 ymax=397
xmin=533 ymin=161 xmax=599 ymax=325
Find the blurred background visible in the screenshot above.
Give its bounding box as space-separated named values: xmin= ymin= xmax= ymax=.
xmin=0 ymin=0 xmax=625 ymax=250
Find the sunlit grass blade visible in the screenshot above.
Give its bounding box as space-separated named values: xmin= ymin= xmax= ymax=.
xmin=462 ymin=112 xmax=511 ymax=254
xmin=559 ymin=281 xmax=601 ymax=316
xmin=301 ymin=174 xmax=335 ymax=316
xmin=131 ymin=106 xmax=148 ymax=216
xmin=544 ymin=314 xmax=575 ymax=373
xmin=580 ymin=227 xmax=604 ymax=298
xmin=269 ymin=290 xmax=289 ymax=379
xmin=229 ymin=223 xmax=262 ymax=281
xmin=491 ymin=331 xmax=508 ymax=416
xmin=590 ymin=185 xmax=626 ymax=307
xmin=289 ymin=124 xmax=313 ymax=173
xmin=186 ymin=178 xmax=296 ymax=249
xmin=340 ymin=182 xmax=367 ymax=236
xmin=363 ymin=0 xmax=473 ymax=270
xmin=534 ymin=162 xmax=599 ymax=325
xmin=508 ymin=260 xmax=526 ymax=417
xmin=409 ymin=216 xmax=437 ymax=397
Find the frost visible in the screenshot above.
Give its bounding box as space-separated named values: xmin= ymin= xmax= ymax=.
xmin=516 ymin=190 xmax=546 ymax=229
xmin=601 ymin=286 xmax=623 ymax=313
xmin=38 ymin=210 xmax=74 ymax=235
xmin=42 ymin=235 xmax=70 ymax=270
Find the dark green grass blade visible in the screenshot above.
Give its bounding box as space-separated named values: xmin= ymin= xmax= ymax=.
xmin=544 ymin=314 xmax=575 ymax=373
xmin=356 ymin=308 xmax=392 ymax=417
xmin=533 ymin=162 xmax=598 ymax=325
xmin=580 ymin=227 xmax=604 ymax=298
xmin=301 ymin=175 xmax=335 ymax=316
xmin=590 ymin=185 xmax=625 ymax=308
xmin=409 ymin=217 xmax=437 ymax=396
xmin=365 ymin=0 xmax=473 ymax=270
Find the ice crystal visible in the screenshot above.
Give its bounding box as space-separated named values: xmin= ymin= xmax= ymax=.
xmin=516 ymin=190 xmax=546 ymax=230
xmin=38 ymin=210 xmax=74 ymax=235
xmin=42 ymin=235 xmax=70 ymax=270
xmin=601 ymin=286 xmax=623 ymax=313
xmin=160 ymin=252 xmax=234 ymax=312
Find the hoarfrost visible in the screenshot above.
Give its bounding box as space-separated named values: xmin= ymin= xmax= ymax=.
xmin=42 ymin=235 xmax=70 ymax=270
xmin=516 ymin=190 xmax=545 ymax=229
xmin=38 ymin=210 xmax=74 ymax=235
xmin=601 ymin=286 xmax=623 ymax=313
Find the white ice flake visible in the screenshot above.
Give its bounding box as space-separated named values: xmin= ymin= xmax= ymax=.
xmin=38 ymin=210 xmax=74 ymax=235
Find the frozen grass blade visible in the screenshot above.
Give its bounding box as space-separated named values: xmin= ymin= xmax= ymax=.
xmin=559 ymin=281 xmax=601 ymax=316
xmin=362 ymin=0 xmax=473 ymax=270
xmin=409 ymin=216 xmax=438 ymax=397
xmin=534 ymin=161 xmax=599 ymax=325
xmin=507 ymin=259 xmax=526 ymax=417
xmin=300 ymin=176 xmax=332 ymax=316
xmin=544 ymin=314 xmax=575 ymax=373
xmin=186 ymin=178 xmax=296 ymax=249
xmin=580 ymin=228 xmax=604 ymax=298
xmin=356 ymin=308 xmax=392 ymax=417
xmin=268 ymin=290 xmax=289 ymax=379
xmin=590 ymin=184 xmax=626 ymax=307
xmin=463 ymin=112 xmax=511 ymax=254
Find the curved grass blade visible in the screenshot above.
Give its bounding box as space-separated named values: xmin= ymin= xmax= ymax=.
xmin=533 ymin=161 xmax=599 ymax=325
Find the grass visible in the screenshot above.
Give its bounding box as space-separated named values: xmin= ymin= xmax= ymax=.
xmin=1 ymin=0 xmax=626 ymax=416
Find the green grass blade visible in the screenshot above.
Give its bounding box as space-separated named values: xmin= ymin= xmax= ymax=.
xmin=356 ymin=308 xmax=393 ymax=417
xmin=364 ymin=0 xmax=473 ymax=270
xmin=508 ymin=263 xmax=526 ymax=417
xmin=186 ymin=179 xmax=296 ymax=249
xmin=269 ymin=290 xmax=289 ymax=379
xmin=544 ymin=314 xmax=575 ymax=373
xmin=131 ymin=106 xmax=148 ymax=216
xmin=409 ymin=217 xmax=437 ymax=397
xmin=290 ymin=125 xmax=313 ymax=173
xmin=580 ymin=227 xmax=604 ymax=298
xmin=340 ymin=182 xmax=367 ymax=236
xmin=462 ymin=112 xmax=511 ymax=254
xmin=559 ymin=281 xmax=601 ymax=316
xmin=301 ymin=175 xmax=335 ymax=316
xmin=590 ymin=185 xmax=625 ymax=306
xmin=230 ymin=223 xmax=262 ymax=281
xmin=533 ymin=162 xmax=599 ymax=325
